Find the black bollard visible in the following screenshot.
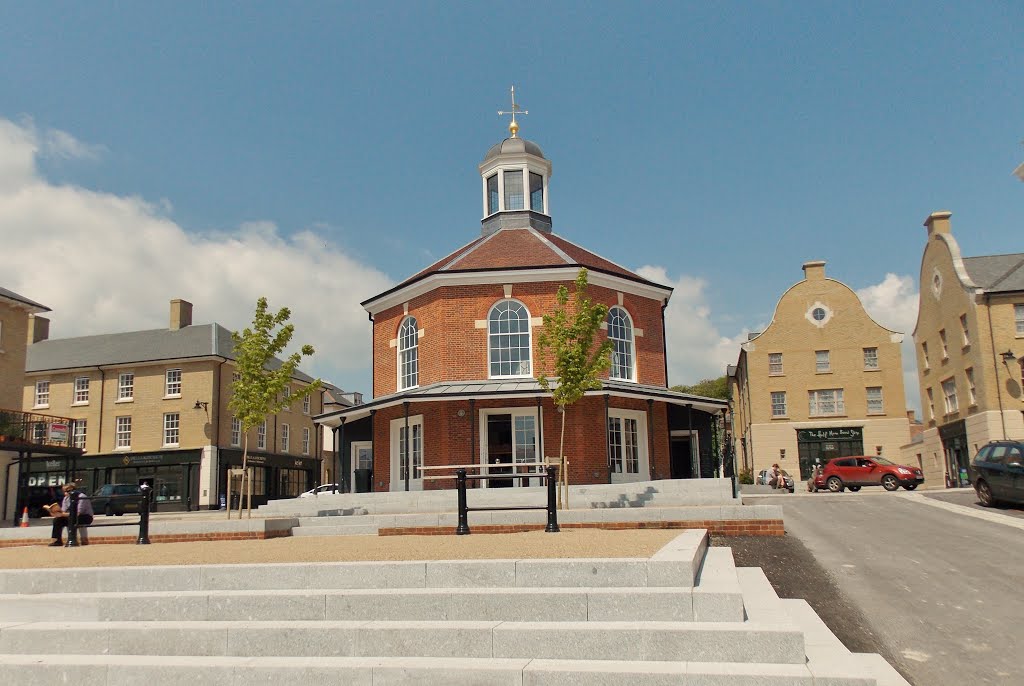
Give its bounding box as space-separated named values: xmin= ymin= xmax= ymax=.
xmin=137 ymin=484 xmax=152 ymax=545
xmin=66 ymin=490 xmax=80 ymax=547
xmin=545 ymin=466 xmax=560 ymax=533
xmin=455 ymin=469 xmax=470 ymax=535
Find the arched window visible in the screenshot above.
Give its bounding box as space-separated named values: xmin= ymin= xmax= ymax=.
xmin=398 ymin=316 xmax=418 ymax=389
xmin=488 ymin=300 xmax=531 ymax=378
xmin=608 ymin=306 xmax=635 ymax=381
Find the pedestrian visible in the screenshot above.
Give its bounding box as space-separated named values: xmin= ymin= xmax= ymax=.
xmin=47 ymin=482 xmax=94 ymax=547
xmin=768 ymin=463 xmax=784 ymax=490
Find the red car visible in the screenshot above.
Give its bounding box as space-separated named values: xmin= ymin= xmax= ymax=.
xmin=813 ymin=456 xmax=924 ymax=493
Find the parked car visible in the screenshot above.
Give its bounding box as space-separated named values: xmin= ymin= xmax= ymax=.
xmin=820 ymin=456 xmax=924 ymax=493
xmin=756 ymin=469 xmax=795 ymax=492
xmin=970 ymin=441 xmax=1024 ymax=507
xmin=299 ymin=484 xmax=342 ymax=498
xmin=91 ymin=484 xmax=143 ymax=516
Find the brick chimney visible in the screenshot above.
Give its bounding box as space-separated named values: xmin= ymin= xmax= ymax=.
xmin=27 ymin=315 xmax=49 ymax=344
xmin=170 ymin=299 xmax=193 ymax=330
xmin=924 ymin=210 xmax=952 ymax=236
xmin=802 ymin=260 xmax=826 ymax=281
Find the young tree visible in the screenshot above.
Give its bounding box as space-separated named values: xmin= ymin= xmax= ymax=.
xmin=228 ymin=297 xmax=321 ymax=517
xmin=537 ymin=268 xmax=613 ymax=495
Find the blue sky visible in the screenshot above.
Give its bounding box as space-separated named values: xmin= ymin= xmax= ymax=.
xmin=1 ymin=3 xmax=1022 ymax=411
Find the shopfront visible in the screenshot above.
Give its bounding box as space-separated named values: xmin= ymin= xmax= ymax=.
xmin=18 ymin=450 xmax=202 ymax=512
xmin=796 ymin=427 xmax=864 ymax=479
xmin=218 ymin=450 xmax=319 ymax=508
xmin=939 ymin=420 xmax=970 ymax=488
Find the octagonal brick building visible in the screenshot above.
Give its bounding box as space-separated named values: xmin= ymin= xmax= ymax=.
xmin=318 ymin=124 xmax=727 ymax=493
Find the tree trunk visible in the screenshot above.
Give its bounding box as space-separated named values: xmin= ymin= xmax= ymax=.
xmin=238 ymin=433 xmax=249 ymax=518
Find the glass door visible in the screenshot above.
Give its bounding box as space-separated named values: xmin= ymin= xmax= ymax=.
xmin=481 ymin=410 xmax=538 ymax=488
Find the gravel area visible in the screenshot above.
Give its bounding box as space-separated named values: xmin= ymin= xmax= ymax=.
xmin=0 ymin=529 xmax=680 ymax=569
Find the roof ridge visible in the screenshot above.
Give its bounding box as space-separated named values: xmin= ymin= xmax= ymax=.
xmin=442 ymin=231 xmax=501 ymax=271
xmin=987 ymin=256 xmax=1024 ymax=290
xmin=547 ymin=233 xmax=645 ymax=279
xmin=527 ymin=227 xmax=573 ymax=264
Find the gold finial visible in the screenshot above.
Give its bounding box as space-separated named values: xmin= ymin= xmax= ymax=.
xmin=497 ymin=85 xmax=528 ymax=138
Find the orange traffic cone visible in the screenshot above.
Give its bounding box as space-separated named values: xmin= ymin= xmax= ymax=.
xmin=20 ymin=507 xmax=29 ymax=527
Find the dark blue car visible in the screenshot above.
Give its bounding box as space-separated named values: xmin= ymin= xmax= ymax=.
xmin=971 ymin=441 xmax=1024 ymax=507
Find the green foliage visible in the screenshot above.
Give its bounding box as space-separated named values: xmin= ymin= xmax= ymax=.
xmin=228 ymin=297 xmax=322 ymax=433
xmin=536 ymin=268 xmax=613 ymax=408
xmin=738 ymin=467 xmax=755 ymax=485
xmin=672 ymin=375 xmax=729 ymax=400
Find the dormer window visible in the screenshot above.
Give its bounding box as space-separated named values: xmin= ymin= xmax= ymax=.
xmin=504 ymin=170 xmax=525 ymax=210
xmin=530 ymin=172 xmax=544 ymax=211
xmin=487 ymin=175 xmax=498 ymax=215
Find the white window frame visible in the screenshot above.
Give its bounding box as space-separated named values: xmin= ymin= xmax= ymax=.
xmin=72 ymin=420 xmax=87 ymax=450
xmin=398 ymin=316 xmax=419 ymax=390
xmin=165 ymin=368 xmax=182 ymax=398
xmin=163 ymin=412 xmax=180 ymax=447
xmin=34 ymin=380 xmax=50 ymax=408
xmin=960 ymin=314 xmax=970 ymax=346
xmin=231 ymin=416 xmax=241 ymax=447
xmin=607 ymin=408 xmax=649 ymax=484
xmin=351 ymin=441 xmax=373 ymax=489
xmin=257 ymin=420 xmax=267 ymax=450
xmin=488 ymin=299 xmax=533 ymax=379
xmin=607 ymin=306 xmax=636 ymax=382
xmin=939 ymin=329 xmax=948 ymax=359
xmin=808 ymin=388 xmax=845 ymax=417
xmin=815 ymin=350 xmax=830 ymax=373
xmin=115 ymin=416 xmax=132 ymax=450
xmin=863 ymin=347 xmax=878 ymax=370
xmin=922 ymin=342 xmax=930 ymax=369
xmin=282 ymin=386 xmax=291 ymax=411
xmin=927 ymin=388 xmax=935 ymax=421
xmin=73 ymin=377 xmax=90 ymax=405
xmin=866 ymin=387 xmax=884 ymax=415
xmin=942 ymin=377 xmax=958 ymax=414
xmin=118 ymin=372 xmax=134 ymax=401
xmin=302 ymin=427 xmax=310 ymax=455
xmin=966 ymin=368 xmax=976 ymax=405
xmin=770 ymin=391 xmax=787 ymax=417
xmin=303 ymin=393 xmax=311 ymax=415
xmin=768 ymin=353 xmax=783 ymax=376
xmin=390 ymin=414 xmax=424 ymax=491
xmin=1016 ymin=304 xmax=1024 ymax=336
xmin=477 ymin=407 xmax=543 ymax=488
xmin=281 ymin=423 xmax=290 ymax=452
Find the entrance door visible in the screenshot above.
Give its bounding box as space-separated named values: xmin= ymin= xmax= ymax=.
xmin=390 ymin=416 xmax=424 ymax=491
xmin=670 ymin=438 xmax=693 ymax=479
xmin=351 ymin=441 xmax=373 ymax=493
xmin=610 ymin=410 xmax=649 ymax=483
xmin=481 ymin=410 xmax=539 ymax=488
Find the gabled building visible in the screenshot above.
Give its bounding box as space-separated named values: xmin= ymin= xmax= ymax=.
xmin=22 ymin=299 xmax=324 ymax=510
xmin=317 ymin=120 xmax=728 ymax=492
xmin=729 ymin=261 xmax=911 ymax=481
xmin=911 ymin=211 xmax=1024 ymax=487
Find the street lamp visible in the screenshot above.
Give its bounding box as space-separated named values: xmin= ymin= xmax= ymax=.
xmin=193 ymin=400 xmax=209 ymax=411
xmin=1000 ymin=350 xmax=1017 ymax=366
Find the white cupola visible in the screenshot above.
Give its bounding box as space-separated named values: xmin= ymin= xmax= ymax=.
xmin=478 ymin=87 xmax=553 ymax=235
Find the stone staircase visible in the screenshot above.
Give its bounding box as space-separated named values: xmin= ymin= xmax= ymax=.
xmin=0 ymin=530 xmax=908 ymax=685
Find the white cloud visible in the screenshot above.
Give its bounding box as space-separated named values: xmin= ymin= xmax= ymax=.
xmin=856 ymin=273 xmax=922 ymax=416
xmin=0 ymin=118 xmax=391 ymax=394
xmin=635 ymin=265 xmax=746 ymax=387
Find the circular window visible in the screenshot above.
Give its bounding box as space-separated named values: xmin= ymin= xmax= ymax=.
xmin=812 ymin=307 xmax=827 ymax=322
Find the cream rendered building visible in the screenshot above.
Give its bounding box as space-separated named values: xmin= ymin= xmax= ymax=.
xmin=730 ymin=261 xmax=911 ymax=481
xmin=911 ymin=211 xmax=1024 ymax=488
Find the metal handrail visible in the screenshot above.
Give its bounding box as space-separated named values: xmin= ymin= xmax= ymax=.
xmin=455 ymin=466 xmax=559 ymax=535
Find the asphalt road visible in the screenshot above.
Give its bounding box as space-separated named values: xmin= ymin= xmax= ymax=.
xmin=745 ymin=491 xmax=1023 ymax=686
xmin=923 ymin=487 xmax=1024 ymax=519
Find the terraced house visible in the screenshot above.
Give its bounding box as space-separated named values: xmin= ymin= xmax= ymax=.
xmin=22 ymin=299 xmax=324 ymax=511
xmin=730 ymin=261 xmax=912 ymax=482
xmin=911 ymin=211 xmax=1024 ymax=488
xmin=317 ymin=117 xmax=729 ymax=492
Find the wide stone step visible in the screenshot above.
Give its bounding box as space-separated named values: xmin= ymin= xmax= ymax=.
xmin=291 ymin=523 xmax=380 ymax=536
xmin=0 ymin=585 xmax=744 ymax=623
xmin=0 ymin=620 xmax=806 ymax=663
xmin=0 ymin=654 xmax=877 ymax=686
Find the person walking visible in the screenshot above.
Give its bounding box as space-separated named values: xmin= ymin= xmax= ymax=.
xmin=47 ymin=482 xmax=94 ymax=547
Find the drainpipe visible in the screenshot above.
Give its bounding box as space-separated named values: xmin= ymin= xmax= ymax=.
xmin=337 ymin=418 xmax=345 ymax=493
xmin=661 ymin=300 xmax=669 ymax=386
xmin=985 ymin=294 xmax=1009 ymax=440
xmin=535 ymin=397 xmax=543 ymax=484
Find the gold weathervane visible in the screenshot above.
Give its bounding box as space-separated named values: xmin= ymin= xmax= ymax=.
xmin=498 ymin=85 xmax=528 ymax=138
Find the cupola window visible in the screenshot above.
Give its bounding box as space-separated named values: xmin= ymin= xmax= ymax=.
xmin=486 ymin=175 xmax=499 ymax=215
xmin=530 ymin=172 xmax=544 ymax=212
xmin=489 ymin=300 xmax=531 ymax=377
xmin=608 ymin=306 xmax=635 ymax=381
xmin=503 ymin=170 xmax=525 ymax=210
xmin=398 ymin=316 xmax=419 ymax=389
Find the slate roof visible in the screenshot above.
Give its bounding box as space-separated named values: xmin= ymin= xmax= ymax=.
xmin=0 ymin=287 xmax=50 ymax=313
xmin=962 ymin=253 xmax=1024 ymax=293
xmin=26 ymin=323 xmax=315 ymax=382
xmin=377 ymin=227 xmax=666 ymax=303
xmin=316 ymin=378 xmax=727 ymax=425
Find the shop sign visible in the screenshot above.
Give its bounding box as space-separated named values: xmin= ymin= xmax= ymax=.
xmin=27 ymin=473 xmax=67 ymax=487
xmin=48 ymin=423 xmax=68 ymax=442
xmin=797 ymin=427 xmax=863 ymax=442
xmin=121 ymin=454 xmax=168 ymax=467
xmin=43 ymin=459 xmax=65 ymax=471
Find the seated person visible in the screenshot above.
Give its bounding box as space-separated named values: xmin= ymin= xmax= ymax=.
xmin=48 ymin=483 xmax=94 ymax=547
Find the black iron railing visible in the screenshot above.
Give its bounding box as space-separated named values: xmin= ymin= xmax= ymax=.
xmin=67 ymin=486 xmax=154 ymax=546
xmin=0 ymin=408 xmax=78 ymax=449
xmin=454 ymin=466 xmax=560 ymax=535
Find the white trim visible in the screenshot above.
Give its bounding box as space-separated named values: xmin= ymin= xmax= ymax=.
xmin=607 ymin=306 xmax=637 ymax=383
xmin=397 ymin=315 xmax=419 ymax=390
xmin=351 ymin=441 xmax=373 ymax=489
xmin=364 ymin=267 xmax=673 ymax=316
xmin=669 ymin=429 xmax=700 ymax=479
xmin=487 ymin=299 xmax=533 ymax=379
xmin=478 ymin=407 xmax=543 ymax=488
xmin=608 ymin=408 xmax=649 ymax=483
xmin=390 ymin=415 xmax=424 ymax=491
